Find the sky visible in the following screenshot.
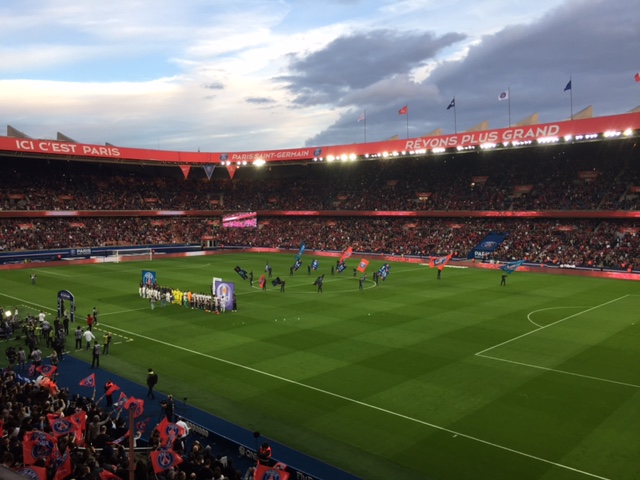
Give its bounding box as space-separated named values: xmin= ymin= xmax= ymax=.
xmin=0 ymin=0 xmax=639 ymax=153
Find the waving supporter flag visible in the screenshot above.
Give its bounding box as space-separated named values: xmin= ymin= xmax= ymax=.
xmin=105 ymin=383 xmax=120 ymax=396
xmin=356 ymin=259 xmax=369 ymax=273
xmin=500 ymin=259 xmax=526 ymax=274
xmin=79 ymin=373 xmax=96 ymax=388
xmin=429 ymin=253 xmax=453 ymax=271
xmin=109 ymin=430 xmax=130 ymax=445
xmin=36 ymin=365 xmax=57 ymax=377
xmin=23 ymin=431 xmax=57 ymax=465
xmin=52 ymin=448 xmax=72 ymax=480
xmin=295 ymin=241 xmax=306 ymax=261
xmin=336 ymin=261 xmax=347 ymax=273
xmin=255 ymin=462 xmax=290 ymax=480
xmin=69 ymin=410 xmax=87 ymax=434
xmin=157 ymin=417 xmax=186 ymax=447
xmin=47 ymin=414 xmax=80 ymax=437
xmin=14 ymin=466 xmax=47 ymax=480
xmin=234 ymin=266 xmax=248 ymax=280
xmin=259 ymin=274 xmax=266 ymax=289
xmin=150 ymin=449 xmax=184 ymax=474
xmin=339 ymin=246 xmax=353 ymax=263
xmin=293 ymin=259 xmax=302 ymax=271
xmin=124 ymin=397 xmax=145 ymax=418
xmin=377 ymin=264 xmax=390 ymax=281
xmin=136 ymin=417 xmax=151 ymax=434
xmin=98 ymin=470 xmax=122 ymax=480
xmin=115 ymin=392 xmax=129 ymax=411
xmin=311 ymin=259 xmax=319 ymax=270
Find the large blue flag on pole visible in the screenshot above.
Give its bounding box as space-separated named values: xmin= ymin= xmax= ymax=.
xmin=295 ymin=242 xmax=306 ymax=261
xmin=500 ymin=259 xmax=525 ymax=274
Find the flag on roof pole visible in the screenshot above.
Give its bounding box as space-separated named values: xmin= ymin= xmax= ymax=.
xmin=398 ymin=105 xmax=408 ymax=115
xmin=565 ymin=76 xmax=573 ymax=120
xmin=358 ymin=112 xmax=365 ymax=122
xmin=635 ymin=72 xmax=640 ymax=83
xmin=447 ymin=97 xmax=457 ymax=134
xmin=499 ymin=88 xmax=511 ymax=127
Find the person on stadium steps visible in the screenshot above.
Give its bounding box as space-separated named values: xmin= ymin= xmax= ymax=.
xmin=162 ymin=394 xmax=175 ymax=422
xmin=257 ymin=442 xmax=272 ymax=466
xmin=146 ymin=368 xmax=158 ymax=399
xmin=104 ymin=379 xmax=115 ymax=407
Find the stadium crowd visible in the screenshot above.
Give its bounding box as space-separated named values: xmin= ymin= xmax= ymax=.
xmin=0 ymin=328 xmax=256 ymax=480
xmin=1 ymin=139 xmax=640 ymax=271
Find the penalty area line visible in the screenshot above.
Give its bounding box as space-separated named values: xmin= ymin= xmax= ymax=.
xmin=100 ymin=323 xmax=612 ymax=480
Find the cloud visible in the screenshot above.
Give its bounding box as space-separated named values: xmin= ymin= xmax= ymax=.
xmin=279 ymin=29 xmax=466 ymax=106
xmin=245 ymin=97 xmax=276 ymax=104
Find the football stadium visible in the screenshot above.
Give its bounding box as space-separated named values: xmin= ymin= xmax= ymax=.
xmin=2 ymin=110 xmax=640 ymax=480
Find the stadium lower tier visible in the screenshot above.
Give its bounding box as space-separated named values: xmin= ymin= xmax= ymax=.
xmin=1 ymin=216 xmax=639 ymax=271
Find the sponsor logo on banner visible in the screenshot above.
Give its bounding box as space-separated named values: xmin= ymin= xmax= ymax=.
xmin=480 ymin=241 xmax=498 ymax=248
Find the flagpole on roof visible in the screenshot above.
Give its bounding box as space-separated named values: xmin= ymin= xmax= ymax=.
xmin=569 ymin=75 xmax=573 ymax=120
xmin=364 ymin=110 xmax=367 ymax=143
xmin=453 ymin=97 xmax=457 ymax=134
xmin=508 ymin=87 xmax=511 ymax=127
xmin=406 ymin=105 xmax=409 ymax=139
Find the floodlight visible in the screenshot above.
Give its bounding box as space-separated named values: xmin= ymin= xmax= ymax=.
xmin=253 ymin=159 xmax=266 ymax=167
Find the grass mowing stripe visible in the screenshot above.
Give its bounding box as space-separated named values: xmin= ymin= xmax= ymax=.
xmin=476 ymin=354 xmax=640 ymax=389
xmin=474 ymin=294 xmax=629 ymax=356
xmin=99 ymin=320 xmax=612 ymax=480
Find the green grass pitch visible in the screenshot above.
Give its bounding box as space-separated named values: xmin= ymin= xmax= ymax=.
xmin=2 ymin=253 xmax=640 ymax=480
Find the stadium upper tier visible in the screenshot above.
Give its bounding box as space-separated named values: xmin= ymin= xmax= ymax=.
xmin=0 ymin=138 xmax=639 ymax=212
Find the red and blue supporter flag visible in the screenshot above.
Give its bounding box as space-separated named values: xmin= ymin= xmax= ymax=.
xmin=79 ymin=373 xmax=96 ymax=388
xmin=336 ymin=261 xmax=347 ymax=273
xmin=377 ymin=264 xmax=390 ymax=280
xmin=356 ymin=259 xmax=369 ymax=273
xmin=259 ymin=275 xmax=266 ymax=289
xmin=36 ymin=365 xmax=57 ymax=377
xmin=14 ymin=466 xmax=47 ymax=480
xmin=157 ymin=417 xmax=186 ymax=447
xmin=136 ymin=416 xmax=151 ymax=433
xmin=311 ymin=259 xmax=318 ymax=270
xmin=52 ymin=448 xmax=72 ymax=480
xmin=105 ymin=383 xmax=120 ymax=396
xmin=150 ymin=449 xmax=184 ymax=474
xmin=254 ymin=462 xmax=290 ymax=480
xmin=115 ymin=392 xmax=128 ymax=411
xmin=47 ymin=414 xmax=80 ymax=437
xmin=339 ymin=246 xmax=353 ymax=263
xmin=124 ymin=397 xmax=145 ymax=418
xmin=429 ymin=253 xmax=453 ymax=271
xmin=500 ymin=259 xmax=525 ymax=274
xmin=98 ymin=469 xmax=122 ymax=480
xmin=23 ymin=431 xmax=57 ymax=465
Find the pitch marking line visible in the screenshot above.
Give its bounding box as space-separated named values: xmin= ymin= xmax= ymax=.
xmin=475 ymin=295 xmax=634 ymax=389
xmin=476 ymin=353 xmax=640 ymax=389
xmin=526 ymin=306 xmax=589 ymax=328
xmin=475 ymin=295 xmax=629 ymax=357
xmin=99 ymin=323 xmax=611 ymax=480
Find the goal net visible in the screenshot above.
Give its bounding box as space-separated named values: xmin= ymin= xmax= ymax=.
xmin=113 ymin=248 xmax=153 ymax=263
